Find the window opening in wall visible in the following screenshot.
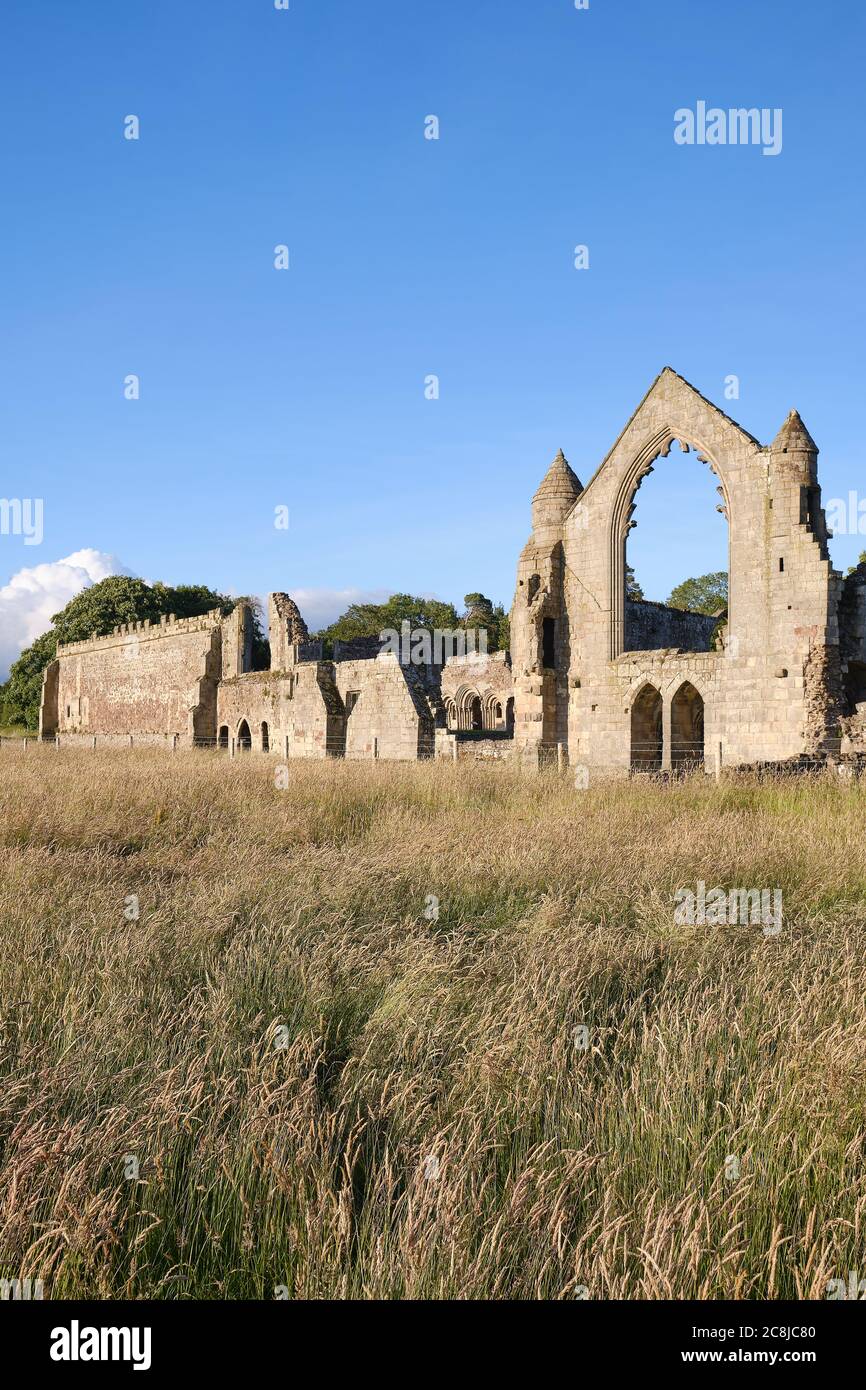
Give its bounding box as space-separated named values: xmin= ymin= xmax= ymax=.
xmin=542 ymin=617 xmax=556 ymax=669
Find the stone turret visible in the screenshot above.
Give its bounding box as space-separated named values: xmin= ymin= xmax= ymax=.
xmin=770 ymin=409 xmax=818 ymax=487
xmin=531 ymin=449 xmax=583 ymax=535
xmin=768 ymin=408 xmax=828 ymax=555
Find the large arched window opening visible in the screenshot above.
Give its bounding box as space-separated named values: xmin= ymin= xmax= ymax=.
xmin=261 ymin=721 xmax=269 ymax=753
xmin=469 ymin=695 xmax=483 ymax=731
xmin=237 ymin=719 xmax=252 ymax=751
xmin=612 ymin=433 xmax=730 ymax=658
xmin=218 ymin=725 xmax=229 ymax=749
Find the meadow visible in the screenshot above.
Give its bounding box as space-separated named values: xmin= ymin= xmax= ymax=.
xmin=0 ymin=745 xmax=864 ymax=1299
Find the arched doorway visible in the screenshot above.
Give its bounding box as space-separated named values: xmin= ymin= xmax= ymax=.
xmin=218 ymin=725 xmax=229 ymax=749
xmin=260 ymin=721 xmax=269 ymax=753
xmin=631 ymin=684 xmax=663 ymax=771
xmin=671 ymin=682 xmax=704 ymax=769
xmin=237 ymin=719 xmax=252 ymax=751
xmin=469 ymin=695 xmax=483 ymax=730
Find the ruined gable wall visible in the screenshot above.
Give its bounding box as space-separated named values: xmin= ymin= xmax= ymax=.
xmin=268 ymin=593 xmax=308 ymax=671
xmin=560 ymin=376 xmax=836 ymax=770
xmin=51 ymin=611 xmax=223 ymax=743
xmin=511 ymin=371 xmax=839 ymax=771
xmin=334 ymin=653 xmax=433 ymax=760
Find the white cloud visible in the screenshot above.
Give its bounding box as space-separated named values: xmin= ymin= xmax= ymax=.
xmin=0 ymin=548 xmax=131 ymax=679
xmin=287 ymin=587 xmax=393 ymax=633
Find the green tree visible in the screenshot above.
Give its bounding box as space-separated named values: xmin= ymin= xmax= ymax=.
xmin=0 ymin=576 xmax=247 ymax=730
xmin=625 ymin=565 xmax=645 ymax=602
xmin=460 ymin=593 xmax=509 ymax=652
xmin=666 ymin=571 xmax=729 ymax=615
xmin=316 ymin=593 xmax=460 ymax=643
xmin=846 ymin=551 xmax=866 ymax=576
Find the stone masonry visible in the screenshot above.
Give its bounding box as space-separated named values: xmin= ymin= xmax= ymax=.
xmin=38 ymin=370 xmax=866 ymax=771
xmin=510 ymin=368 xmax=866 ymax=773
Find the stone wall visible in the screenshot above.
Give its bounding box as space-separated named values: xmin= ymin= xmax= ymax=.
xmin=214 ymin=650 xmax=437 ymax=761
xmin=625 ymin=599 xmax=718 ymax=653
xmin=42 ymin=610 xmax=225 ymax=743
xmin=221 ymin=603 xmax=253 ymax=679
xmin=216 ymin=664 xmax=340 ymax=758
xmin=268 ymin=593 xmax=309 ymax=671
xmin=439 ymin=650 xmax=514 ymax=731
xmin=334 ymin=653 xmax=435 ymax=759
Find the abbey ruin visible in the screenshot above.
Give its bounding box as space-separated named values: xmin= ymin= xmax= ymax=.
xmin=39 ymin=370 xmax=866 ymax=773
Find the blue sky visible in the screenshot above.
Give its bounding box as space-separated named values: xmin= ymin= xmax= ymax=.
xmin=1 ymin=0 xmax=864 ymax=669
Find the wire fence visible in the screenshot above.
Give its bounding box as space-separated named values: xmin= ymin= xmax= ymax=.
xmin=1 ymin=734 xmax=863 ymax=782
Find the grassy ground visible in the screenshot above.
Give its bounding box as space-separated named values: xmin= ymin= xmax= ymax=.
xmin=0 ymin=745 xmax=864 ymax=1299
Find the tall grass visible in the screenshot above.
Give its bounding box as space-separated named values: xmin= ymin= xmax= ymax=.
xmin=0 ymin=746 xmax=864 ymax=1298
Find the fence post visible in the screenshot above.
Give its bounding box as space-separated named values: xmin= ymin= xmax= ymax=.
xmin=171 ymin=734 xmax=177 ymax=753
xmin=230 ymin=737 xmax=236 ymax=759
xmin=55 ymin=735 xmax=60 ymax=749
xmin=556 ymin=742 xmax=564 ymax=774
xmin=716 ymin=741 xmax=722 ymax=784
xmin=23 ymin=737 xmax=28 ymax=752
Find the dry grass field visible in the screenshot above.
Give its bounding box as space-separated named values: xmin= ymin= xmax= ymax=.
xmin=0 ymin=745 xmax=864 ymax=1299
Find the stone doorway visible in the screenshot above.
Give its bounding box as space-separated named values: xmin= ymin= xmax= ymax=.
xmin=631 ymin=684 xmax=663 ymax=771
xmin=671 ymin=682 xmax=705 ymax=769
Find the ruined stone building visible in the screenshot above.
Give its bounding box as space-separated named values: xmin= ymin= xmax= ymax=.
xmin=510 ymin=368 xmax=866 ymax=772
xmin=39 ymin=590 xmax=512 ymax=762
xmin=39 ymin=370 xmax=866 ymax=772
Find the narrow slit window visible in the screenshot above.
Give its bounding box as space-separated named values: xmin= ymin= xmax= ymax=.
xmin=542 ymin=617 xmax=556 ymax=670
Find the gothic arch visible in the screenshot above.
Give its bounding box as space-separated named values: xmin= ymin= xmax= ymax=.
xmin=670 ymin=680 xmax=705 ymax=769
xmin=609 ymin=426 xmax=732 ymax=658
xmin=236 ymin=718 xmax=252 ymax=750
xmin=630 ymin=681 xmax=663 ymax=772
